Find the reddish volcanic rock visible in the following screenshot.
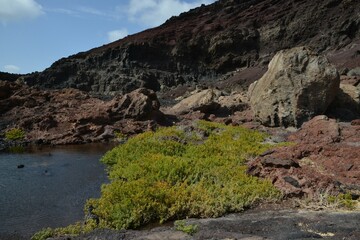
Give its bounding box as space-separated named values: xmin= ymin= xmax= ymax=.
xmin=0 ymin=81 xmax=162 ymax=145
xmin=248 ymin=115 xmax=360 ymax=197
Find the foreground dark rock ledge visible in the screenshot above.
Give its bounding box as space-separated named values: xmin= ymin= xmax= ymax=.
xmin=48 ymin=209 xmax=360 ymax=240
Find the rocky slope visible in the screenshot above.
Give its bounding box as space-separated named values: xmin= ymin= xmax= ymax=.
xmin=21 ymin=0 xmax=360 ymax=97
xmin=0 ymin=81 xmax=163 ymax=146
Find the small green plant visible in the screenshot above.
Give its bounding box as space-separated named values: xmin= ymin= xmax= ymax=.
xmin=5 ymin=128 xmax=25 ymax=141
xmin=174 ymin=220 xmax=198 ymax=235
xmin=31 ymin=220 xmax=98 ymax=240
xmin=114 ymin=130 xmax=128 ymax=143
xmin=327 ymin=193 xmax=356 ymax=210
xmin=296 ymin=192 xmax=358 ymax=210
xmin=31 ymin=228 xmax=53 ymax=240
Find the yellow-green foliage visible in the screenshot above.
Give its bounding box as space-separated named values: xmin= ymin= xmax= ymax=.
xmin=5 ymin=128 xmax=25 ymax=141
xmin=327 ymin=193 xmax=357 ymax=210
xmin=89 ymin=120 xmax=281 ymax=230
xmin=174 ymin=220 xmax=198 ymax=235
xmin=31 ymin=220 xmax=97 ymax=240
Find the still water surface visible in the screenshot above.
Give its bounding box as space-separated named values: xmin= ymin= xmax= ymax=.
xmin=0 ymin=144 xmax=113 ymax=238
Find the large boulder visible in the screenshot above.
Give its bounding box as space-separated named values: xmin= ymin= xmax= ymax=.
xmin=169 ymin=89 xmax=222 ymax=115
xmin=109 ymin=88 xmax=161 ymax=120
xmin=248 ymin=47 xmax=340 ymax=127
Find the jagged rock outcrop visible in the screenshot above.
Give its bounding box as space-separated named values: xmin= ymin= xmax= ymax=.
xmin=21 ymin=0 xmax=360 ymax=97
xmin=0 ymin=71 xmax=22 ymax=82
xmin=248 ymin=115 xmax=360 ymax=197
xmin=108 ymin=88 xmax=160 ymax=120
xmin=0 ymin=81 xmax=162 ymax=145
xmin=164 ymin=88 xmax=249 ymax=117
xmin=248 ymin=47 xmax=340 ymax=127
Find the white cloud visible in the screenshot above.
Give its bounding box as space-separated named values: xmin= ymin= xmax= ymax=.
xmin=127 ymin=0 xmax=215 ymax=27
xmin=45 ymin=8 xmax=78 ymax=17
xmin=78 ymin=6 xmax=107 ymax=17
xmin=108 ymin=29 xmax=129 ymax=42
xmin=3 ymin=65 xmax=20 ymax=73
xmin=0 ymin=0 xmax=43 ymax=24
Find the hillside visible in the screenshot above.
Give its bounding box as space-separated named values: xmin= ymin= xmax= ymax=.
xmin=22 ymin=0 xmax=360 ymax=97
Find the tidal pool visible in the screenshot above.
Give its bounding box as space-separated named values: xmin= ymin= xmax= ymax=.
xmin=0 ymin=144 xmax=113 ymax=239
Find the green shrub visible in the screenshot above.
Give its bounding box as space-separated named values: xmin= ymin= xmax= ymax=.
xmin=32 ymin=121 xmax=283 ymax=238
xmin=5 ymin=128 xmax=25 ymax=141
xmin=327 ymin=193 xmax=357 ymax=210
xmin=174 ymin=220 xmax=198 ymax=235
xmin=89 ymin=121 xmax=281 ymax=230
xmin=31 ymin=228 xmax=53 ymax=240
xmin=31 ymin=221 xmax=97 ymax=240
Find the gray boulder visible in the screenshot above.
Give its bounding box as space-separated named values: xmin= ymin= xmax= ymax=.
xmin=169 ymin=89 xmax=222 ymax=115
xmin=109 ymin=88 xmax=161 ymax=120
xmin=248 ymin=47 xmax=340 ymax=127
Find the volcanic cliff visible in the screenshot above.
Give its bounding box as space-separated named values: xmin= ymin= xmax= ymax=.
xmin=21 ymin=0 xmax=360 ymax=98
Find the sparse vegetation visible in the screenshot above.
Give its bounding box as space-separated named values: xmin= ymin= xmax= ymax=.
xmin=5 ymin=128 xmax=25 ymax=141
xmin=32 ymin=120 xmax=282 ymax=239
xmin=296 ymin=192 xmax=358 ymax=210
xmin=31 ymin=220 xmax=98 ymax=240
xmin=327 ymin=193 xmax=357 ymax=210
xmin=174 ymin=220 xmax=198 ymax=235
xmin=114 ymin=130 xmax=127 ymax=142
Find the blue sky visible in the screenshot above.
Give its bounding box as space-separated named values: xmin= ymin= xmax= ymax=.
xmin=0 ymin=0 xmax=215 ymax=74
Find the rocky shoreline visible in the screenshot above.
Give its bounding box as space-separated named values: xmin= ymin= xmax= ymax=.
xmin=1 ymin=0 xmax=360 ymax=238
xmin=1 ymin=47 xmax=360 ymax=199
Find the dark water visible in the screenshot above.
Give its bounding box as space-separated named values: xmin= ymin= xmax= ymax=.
xmin=0 ymin=144 xmax=113 ymax=238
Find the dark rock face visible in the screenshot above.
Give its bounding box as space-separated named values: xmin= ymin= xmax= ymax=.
xmin=0 ymin=71 xmax=22 ymax=82
xmin=22 ymin=0 xmax=360 ymax=96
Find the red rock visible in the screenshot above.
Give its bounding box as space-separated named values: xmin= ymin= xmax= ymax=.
xmin=0 ymin=82 xmax=163 ymax=145
xmin=248 ymin=115 xmax=360 ymax=197
xmin=351 ymin=119 xmax=360 ymax=125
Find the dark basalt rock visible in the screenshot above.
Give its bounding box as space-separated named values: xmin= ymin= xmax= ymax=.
xmin=21 ymin=0 xmax=360 ymax=98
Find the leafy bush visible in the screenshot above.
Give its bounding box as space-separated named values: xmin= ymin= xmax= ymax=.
xmin=33 ymin=121 xmax=282 ymax=239
xmin=89 ymin=121 xmax=281 ymax=230
xmin=5 ymin=128 xmax=25 ymax=141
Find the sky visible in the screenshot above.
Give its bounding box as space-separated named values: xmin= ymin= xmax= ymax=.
xmin=0 ymin=0 xmax=215 ymax=74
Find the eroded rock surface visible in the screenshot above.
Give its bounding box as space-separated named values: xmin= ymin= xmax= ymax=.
xmin=21 ymin=0 xmax=360 ymax=97
xmin=248 ymin=115 xmax=360 ymax=197
xmin=248 ymin=47 xmax=340 ymax=127
xmin=0 ymin=81 xmax=162 ymax=145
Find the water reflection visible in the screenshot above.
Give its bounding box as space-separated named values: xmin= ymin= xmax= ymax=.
xmin=0 ymin=144 xmax=114 ymax=238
